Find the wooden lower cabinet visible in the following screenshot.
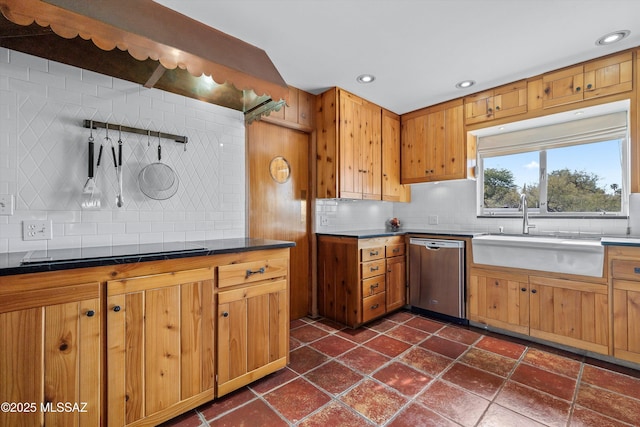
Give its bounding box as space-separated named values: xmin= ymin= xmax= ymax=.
xmin=469 ymin=268 xmax=608 ymax=355
xmin=107 ymin=268 xmax=215 ymax=427
xmin=318 ymin=235 xmax=407 ymax=327
xmin=610 ymin=249 xmax=640 ymax=364
xmin=0 ymin=281 xmax=101 ymax=427
xmin=217 ymin=279 xmax=288 ymax=397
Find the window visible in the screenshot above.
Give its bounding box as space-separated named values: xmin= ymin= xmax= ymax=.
xmin=475 ymin=101 xmax=629 ymax=217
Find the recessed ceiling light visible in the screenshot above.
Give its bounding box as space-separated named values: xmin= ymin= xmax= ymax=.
xmin=356 ymin=74 xmax=375 ymax=84
xmin=596 ymin=30 xmax=630 ymax=46
xmin=455 ymin=80 xmax=475 ymax=89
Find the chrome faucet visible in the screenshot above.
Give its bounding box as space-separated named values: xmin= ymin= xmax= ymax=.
xmin=520 ymin=191 xmax=536 ymax=234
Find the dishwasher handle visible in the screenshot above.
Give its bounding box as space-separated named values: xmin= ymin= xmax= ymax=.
xmin=410 ymin=238 xmax=465 ymax=250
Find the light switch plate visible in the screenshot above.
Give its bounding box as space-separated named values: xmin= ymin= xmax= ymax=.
xmin=428 ymin=215 xmax=439 ymax=225
xmin=0 ymin=194 xmax=14 ymax=215
xmin=23 ymin=220 xmax=53 ymax=241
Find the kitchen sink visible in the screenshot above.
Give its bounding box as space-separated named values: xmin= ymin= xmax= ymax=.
xmin=471 ymin=234 xmax=604 ymax=277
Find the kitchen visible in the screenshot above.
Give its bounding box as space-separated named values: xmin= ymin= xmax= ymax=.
xmin=2 ymin=0 xmax=640 ymax=426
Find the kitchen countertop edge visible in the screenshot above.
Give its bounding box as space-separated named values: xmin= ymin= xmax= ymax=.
xmin=0 ymin=238 xmax=296 ymax=276
xmin=316 ymin=229 xmax=483 ymax=238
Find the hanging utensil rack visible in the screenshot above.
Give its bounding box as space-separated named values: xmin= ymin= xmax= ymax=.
xmin=82 ymin=120 xmax=188 ymax=145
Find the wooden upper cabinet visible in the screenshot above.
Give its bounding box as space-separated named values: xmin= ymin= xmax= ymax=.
xmin=464 ymin=80 xmax=527 ymax=125
xmin=401 ymin=99 xmax=465 ymax=184
xmin=317 ymin=87 xmax=382 ymax=199
xmin=382 ymin=109 xmax=410 ymax=202
xmin=543 ymin=51 xmax=633 ymax=108
xmin=266 ymin=86 xmax=315 ymax=128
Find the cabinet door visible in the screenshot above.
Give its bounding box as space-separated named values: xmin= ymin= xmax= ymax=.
xmin=107 ymin=268 xmax=215 ymax=427
xmin=339 ymin=90 xmax=364 ymax=198
xmin=613 ymin=280 xmax=640 ymax=364
xmin=400 ymin=112 xmax=431 ymax=182
xmin=359 ymin=98 xmax=382 ymax=200
xmin=468 ymin=268 xmax=529 ymax=335
xmin=386 ymin=256 xmax=406 ymax=312
xmin=542 ymin=65 xmax=584 ymax=108
xmin=529 ymin=276 xmax=608 ymax=354
xmin=493 ymin=80 xmax=527 ymax=120
xmin=584 ymin=51 xmax=633 ymax=99
xmin=382 ymin=110 xmax=410 ymax=202
xmin=217 ymin=279 xmax=288 ymax=397
xmin=0 ymin=282 xmax=101 ymax=427
xmin=464 ymin=90 xmax=494 ymax=125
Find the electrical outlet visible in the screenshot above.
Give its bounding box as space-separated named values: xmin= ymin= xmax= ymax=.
xmin=428 ymin=215 xmax=439 ymax=225
xmin=0 ymin=194 xmax=14 ymax=215
xmin=320 ymin=216 xmax=329 ymax=226
xmin=23 ymin=220 xmax=53 ymax=241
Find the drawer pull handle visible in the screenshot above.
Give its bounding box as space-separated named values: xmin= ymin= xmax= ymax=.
xmin=113 ymin=305 xmax=121 ymax=312
xmin=370 ymin=266 xmax=379 ymax=272
xmin=246 ymin=267 xmax=266 ymax=277
xmin=392 ymin=248 xmax=400 ymax=253
xmin=370 ymin=250 xmax=379 ymax=256
xmin=634 ymin=267 xmax=640 ymax=274
xmin=222 ymin=312 xmax=229 ymax=318
xmin=371 ymin=303 xmax=379 ymax=310
xmin=86 ymin=310 xmax=95 ymax=317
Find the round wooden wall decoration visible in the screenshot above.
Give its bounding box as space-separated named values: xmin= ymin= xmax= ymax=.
xmin=269 ymin=156 xmax=291 ymax=183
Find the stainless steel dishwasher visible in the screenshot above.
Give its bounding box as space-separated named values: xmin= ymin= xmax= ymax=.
xmin=409 ymin=238 xmax=465 ymax=322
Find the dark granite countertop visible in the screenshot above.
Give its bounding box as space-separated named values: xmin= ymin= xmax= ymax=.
xmin=316 ymin=228 xmax=482 ymax=239
xmin=0 ymin=238 xmax=295 ymax=276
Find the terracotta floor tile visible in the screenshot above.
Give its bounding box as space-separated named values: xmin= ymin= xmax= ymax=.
xmin=289 ymin=324 xmax=329 ymax=343
xmin=337 ymin=346 xmax=391 ymax=374
xmin=417 ymin=380 xmax=490 ymax=426
xmin=199 ymin=387 xmax=255 ymax=420
xmin=290 ymin=318 xmax=307 ymax=330
xmin=364 ymin=334 xmax=411 ymax=357
xmin=298 ymin=401 xmax=373 ymax=427
xmin=367 ymin=318 xmax=398 ymax=332
xmin=248 ymin=367 xmax=298 ymax=395
xmin=510 ymin=363 xmax=576 ymax=401
xmin=340 ymin=379 xmax=407 ymax=425
xmin=460 ymin=347 xmax=518 ymax=377
xmin=263 ymin=378 xmax=331 ymax=423
xmin=208 ymin=399 xmax=287 ymax=427
xmin=419 ymin=335 xmax=468 ymax=359
xmin=400 ymin=347 xmax=453 ymax=376
xmin=442 ymin=363 xmax=505 ymax=400
xmin=495 ymin=381 xmax=571 ymax=427
xmin=477 ymin=404 xmax=547 ymax=427
xmin=158 ymin=411 xmax=203 ymax=427
xmin=386 ymin=310 xmax=414 ymax=323
xmin=522 ymin=348 xmax=581 ymax=378
xmin=337 ymin=327 xmax=378 ymax=343
xmin=404 ymin=316 xmax=445 ymax=333
xmin=387 ymin=402 xmax=459 ymax=427
xmin=575 ymin=382 xmax=640 ymax=425
xmin=304 ymin=361 xmax=363 ymax=394
xmin=309 ymin=334 xmax=357 ymax=357
xmin=312 ymin=318 xmax=344 ymax=333
xmin=581 ymin=364 xmax=640 ymax=401
xmin=288 ymin=346 xmax=329 ymax=374
xmin=570 ymin=406 xmax=632 ymax=427
xmin=289 ymin=336 xmax=302 ymax=351
xmin=436 ymin=325 xmax=482 ymax=345
xmin=386 ymin=324 xmax=430 ymax=344
xmin=373 ymin=362 xmax=432 ymax=396
xmin=475 ymin=335 xmax=527 ymax=359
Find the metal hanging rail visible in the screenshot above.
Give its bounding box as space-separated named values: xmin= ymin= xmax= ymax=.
xmin=82 ymin=120 xmax=188 ymax=144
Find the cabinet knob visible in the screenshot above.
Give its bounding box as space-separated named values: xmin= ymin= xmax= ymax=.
xmin=86 ymin=310 xmax=95 ymax=317
xmin=113 ymin=305 xmax=121 ymax=312
xmin=575 ymin=86 xmax=581 ymax=92
xmin=495 ymin=106 xmax=501 ymax=111
xmin=521 ymin=287 xmax=527 ymax=292
xmin=586 ymin=83 xmax=593 ymax=90
xmin=531 ymin=289 xmax=537 ymax=294
xmin=222 ymin=312 xmax=229 ymax=318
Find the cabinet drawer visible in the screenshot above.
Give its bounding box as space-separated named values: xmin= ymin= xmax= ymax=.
xmin=611 ymin=259 xmax=640 ymax=281
xmin=386 ymin=243 xmax=405 ymax=258
xmin=361 ymin=259 xmax=386 ymax=279
xmin=362 ymin=276 xmax=385 ymax=297
xmin=218 ymin=257 xmax=288 ymax=288
xmin=361 ymin=246 xmax=385 ymax=262
xmin=362 ymin=293 xmax=386 ymax=323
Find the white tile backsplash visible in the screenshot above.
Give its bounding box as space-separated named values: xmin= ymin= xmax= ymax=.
xmin=0 ymin=49 xmax=245 ymax=253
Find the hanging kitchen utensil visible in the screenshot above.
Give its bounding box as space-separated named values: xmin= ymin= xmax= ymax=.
xmin=81 ymin=124 xmax=100 ymax=209
xmin=116 ymin=126 xmax=124 ymax=207
xmin=138 ymin=132 xmax=179 ymax=200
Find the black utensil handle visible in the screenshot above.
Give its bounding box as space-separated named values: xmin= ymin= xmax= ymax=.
xmin=88 ymin=140 xmax=94 ymax=178
xmin=118 ymin=142 xmax=123 ymax=166
xmin=111 ymin=146 xmax=117 ymax=168
xmin=158 ymin=144 xmax=162 ymax=161
xmin=96 ymin=144 xmax=103 ymax=167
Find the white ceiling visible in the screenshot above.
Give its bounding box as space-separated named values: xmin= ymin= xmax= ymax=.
xmin=155 ymin=0 xmax=640 ymax=115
